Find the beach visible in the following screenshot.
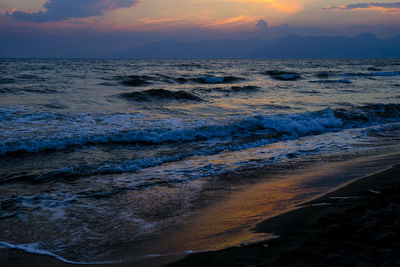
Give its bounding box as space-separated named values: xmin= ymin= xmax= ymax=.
xmin=0 ymin=160 xmax=399 ymax=266
xmin=2 ymin=0 xmax=400 ymax=261
xmin=2 ymin=0 xmax=400 ymax=263
xmin=169 ymin=164 xmax=400 ymax=266
xmin=1 ymin=59 xmax=400 ymax=265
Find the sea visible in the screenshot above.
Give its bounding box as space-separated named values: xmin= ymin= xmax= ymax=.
xmin=1 ymin=59 xmax=400 ymax=264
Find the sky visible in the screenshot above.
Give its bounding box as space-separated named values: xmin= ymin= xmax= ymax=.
xmin=1 ymin=0 xmax=400 ymax=56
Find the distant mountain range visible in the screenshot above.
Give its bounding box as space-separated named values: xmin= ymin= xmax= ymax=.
xmin=114 ymin=38 xmax=266 ymax=59
xmin=116 ymin=33 xmax=400 ymax=59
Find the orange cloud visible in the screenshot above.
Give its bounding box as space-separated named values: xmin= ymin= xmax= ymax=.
xmin=137 ymin=17 xmax=184 ymax=24
xmin=227 ymin=0 xmax=304 ymax=14
xmin=132 ymin=17 xmax=187 ymax=29
xmin=203 ymin=15 xmax=255 ymax=28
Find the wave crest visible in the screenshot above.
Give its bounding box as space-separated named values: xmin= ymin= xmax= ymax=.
xmin=1 ymin=104 xmax=399 ymax=156
xmin=120 ymin=89 xmax=203 ymax=102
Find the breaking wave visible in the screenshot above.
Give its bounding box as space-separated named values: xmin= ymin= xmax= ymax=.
xmin=112 ymin=74 xmax=245 ymax=87
xmin=1 ymin=104 xmax=400 ymax=157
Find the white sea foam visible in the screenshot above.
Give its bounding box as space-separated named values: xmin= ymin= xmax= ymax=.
xmin=0 ymin=241 xmax=121 ymax=265
xmin=1 ymin=104 xmax=399 ymax=156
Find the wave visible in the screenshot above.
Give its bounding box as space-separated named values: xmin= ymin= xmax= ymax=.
xmin=118 ymin=75 xmax=152 ymax=86
xmin=2 ymin=104 xmax=400 ymax=184
xmin=0 ymin=78 xmax=16 ymax=84
xmin=0 ymin=88 xmax=15 ymax=94
xmin=314 ymin=71 xmax=400 ymax=80
xmin=264 ymin=70 xmax=302 ymax=81
xmin=230 ymin=85 xmax=260 ymax=92
xmin=340 ymin=71 xmax=400 ymax=77
xmin=367 ymin=71 xmax=400 ymax=77
xmin=23 ymin=88 xmax=61 ymax=94
xmin=194 ymin=76 xmax=244 ymax=84
xmin=17 ymin=74 xmax=46 ymax=82
xmin=309 ymin=79 xmax=352 ymax=84
xmin=4 ymin=135 xmax=275 ymax=184
xmin=198 ymin=85 xmax=260 ymax=94
xmin=0 ymin=87 xmax=61 ymax=95
xmin=315 ymin=72 xmax=335 ymax=79
xmin=367 ymin=67 xmax=382 ymax=71
xmin=174 ymin=75 xmax=245 ymax=84
xmin=299 ymin=90 xmax=320 ymax=94
xmin=1 ymin=104 xmax=400 ymax=157
xmin=259 ymin=104 xmax=292 ymax=110
xmin=41 ymin=103 xmax=69 ymax=109
xmin=112 ymin=74 xmax=245 ymax=87
xmin=333 ymin=104 xmax=400 ymax=123
xmin=119 ymin=89 xmax=203 ymax=102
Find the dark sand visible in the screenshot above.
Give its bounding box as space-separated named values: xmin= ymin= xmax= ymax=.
xmin=1 ymin=164 xmax=400 ymax=267
xmin=169 ymin=164 xmax=400 ymax=266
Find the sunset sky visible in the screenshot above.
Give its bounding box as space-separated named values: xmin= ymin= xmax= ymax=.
xmin=1 ymin=0 xmax=400 ymax=56
xmin=2 ymin=0 xmax=400 ymax=31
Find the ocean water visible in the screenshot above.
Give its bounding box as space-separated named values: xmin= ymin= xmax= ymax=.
xmin=1 ymin=59 xmax=400 ymax=263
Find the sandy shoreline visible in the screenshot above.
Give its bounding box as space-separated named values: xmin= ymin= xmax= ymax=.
xmin=1 ymin=162 xmax=400 ymax=266
xmin=169 ymin=164 xmax=400 ymax=266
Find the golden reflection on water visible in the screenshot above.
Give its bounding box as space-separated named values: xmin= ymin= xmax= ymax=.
xmin=120 ymin=153 xmax=400 ymax=266
xmin=148 ymin=160 xmax=356 ymax=257
xmin=165 ymin=174 xmax=311 ymax=251
xmin=184 ymin=155 xmax=400 ymax=254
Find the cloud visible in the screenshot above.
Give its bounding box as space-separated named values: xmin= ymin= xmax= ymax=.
xmin=226 ymin=0 xmax=304 ymax=14
xmin=256 ymin=19 xmax=269 ymax=31
xmin=323 ymin=2 xmax=400 ymax=14
xmin=11 ymin=0 xmax=139 ymax=22
xmin=203 ymin=15 xmax=255 ymax=29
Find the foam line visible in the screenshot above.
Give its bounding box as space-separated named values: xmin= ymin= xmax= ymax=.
xmin=0 ymin=241 xmax=121 ymax=265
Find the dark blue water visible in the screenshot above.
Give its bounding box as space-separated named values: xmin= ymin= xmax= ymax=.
xmin=1 ymin=59 xmax=400 ymax=263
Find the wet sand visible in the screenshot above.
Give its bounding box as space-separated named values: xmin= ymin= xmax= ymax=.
xmin=169 ymin=164 xmax=400 ymax=266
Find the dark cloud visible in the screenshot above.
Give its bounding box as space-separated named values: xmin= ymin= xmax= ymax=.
xmin=12 ymin=0 xmax=139 ymax=22
xmin=256 ymin=20 xmax=269 ymax=31
xmin=324 ymin=2 xmax=400 ymax=13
